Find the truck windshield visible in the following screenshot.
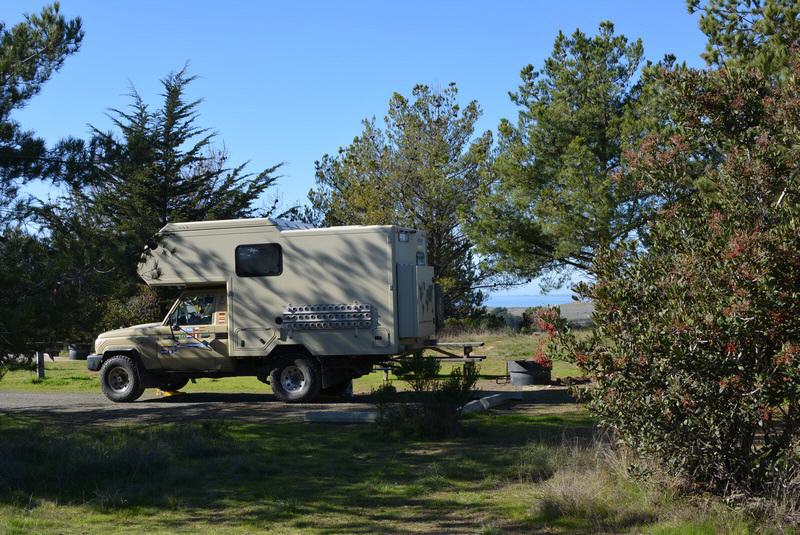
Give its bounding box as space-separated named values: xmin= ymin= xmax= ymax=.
xmin=171 ymin=295 xmax=215 ymax=326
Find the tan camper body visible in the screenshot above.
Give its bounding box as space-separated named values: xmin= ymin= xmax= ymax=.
xmin=87 ymin=218 xmax=438 ymax=403
xmin=139 ymin=218 xmax=435 ymax=355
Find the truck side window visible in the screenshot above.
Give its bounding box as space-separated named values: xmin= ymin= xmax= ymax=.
xmin=235 ymin=243 xmax=282 ymax=277
xmin=172 ymin=295 xmax=216 ymax=326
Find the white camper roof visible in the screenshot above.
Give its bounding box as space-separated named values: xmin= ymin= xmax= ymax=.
xmin=158 ymin=217 xmax=410 ymax=236
xmin=160 ymin=217 xmax=316 ymax=233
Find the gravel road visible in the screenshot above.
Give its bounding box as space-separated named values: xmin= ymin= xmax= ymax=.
xmin=0 ymin=386 xmax=579 ymax=425
xmin=0 ymin=391 xmax=376 ymax=425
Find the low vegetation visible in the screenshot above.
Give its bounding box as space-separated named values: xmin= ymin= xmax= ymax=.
xmin=0 ymin=411 xmax=785 ymax=535
xmin=375 ymin=351 xmax=481 ymax=436
xmin=2 ymin=329 xmax=797 ymax=532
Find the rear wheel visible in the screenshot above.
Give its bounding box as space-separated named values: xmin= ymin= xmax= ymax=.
xmin=270 ymin=357 xmax=322 ymax=403
xmin=99 ymin=355 xmax=144 ymax=403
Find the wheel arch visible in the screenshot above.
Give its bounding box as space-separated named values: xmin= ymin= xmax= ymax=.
xmin=101 ymin=347 xmax=143 ymax=369
xmin=265 ymin=346 xmax=371 ymax=389
xmin=266 ymin=344 xmax=315 ymax=362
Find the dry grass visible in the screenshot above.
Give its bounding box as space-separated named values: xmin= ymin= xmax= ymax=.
xmin=532 ymin=443 xmax=671 ymax=532
xmin=522 ymin=439 xmax=800 ymax=534
xmin=741 ymin=462 xmax=800 ymax=527
xmin=437 ymin=326 xmax=519 ymax=341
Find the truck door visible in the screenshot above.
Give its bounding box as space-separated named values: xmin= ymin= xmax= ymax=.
xmin=159 ymin=291 xmax=230 ymax=371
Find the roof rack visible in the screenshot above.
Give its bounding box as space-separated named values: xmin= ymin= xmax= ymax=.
xmin=268 ymin=217 xmax=315 ymax=231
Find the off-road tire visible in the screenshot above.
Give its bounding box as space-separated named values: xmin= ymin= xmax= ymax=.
xmin=321 ymin=379 xmax=353 ymax=398
xmin=155 ymin=378 xmax=189 ymax=392
xmin=99 ymin=355 xmax=145 ymax=403
xmin=270 ymin=357 xmax=322 ymax=403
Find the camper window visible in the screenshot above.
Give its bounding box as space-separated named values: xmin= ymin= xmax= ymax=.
xmin=235 ymin=243 xmax=282 ymax=277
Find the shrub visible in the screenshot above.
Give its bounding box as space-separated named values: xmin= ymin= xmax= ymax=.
xmin=0 ymin=353 xmax=35 ymax=372
xmin=553 ymin=61 xmax=800 ymax=498
xmin=530 ymin=350 xmax=553 ymax=369
xmin=519 ymin=307 xmax=540 ymax=333
xmin=371 ymin=382 xmax=398 ymax=416
xmin=378 ymin=352 xmax=480 ymax=437
xmin=424 ymin=365 xmax=481 ymax=430
xmin=520 ymin=306 xmax=570 ymax=334
xmin=526 ymin=307 xmax=566 ymax=368
xmin=394 ymin=350 xmax=440 ymax=393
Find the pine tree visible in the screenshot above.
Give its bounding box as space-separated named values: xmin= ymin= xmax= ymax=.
xmin=24 ymin=67 xmax=286 ymax=345
xmin=85 ymin=67 xmax=283 ymax=283
xmin=310 ymin=83 xmax=494 ymax=317
xmin=688 ymin=0 xmax=800 ymax=76
xmin=0 ymin=3 xmax=82 ymax=224
xmin=467 ymin=22 xmax=661 ymax=288
xmin=0 ymin=4 xmax=82 ymax=358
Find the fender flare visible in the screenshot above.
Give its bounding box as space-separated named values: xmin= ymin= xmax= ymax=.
xmin=101 ymin=347 xmax=143 ymax=369
xmin=102 ymin=346 xmax=139 ymax=357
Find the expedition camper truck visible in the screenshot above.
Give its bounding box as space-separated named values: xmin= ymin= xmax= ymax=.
xmin=87 ymin=218 xmax=437 ymax=403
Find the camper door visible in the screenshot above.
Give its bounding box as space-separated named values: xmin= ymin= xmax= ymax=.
xmin=228 ymin=243 xmax=281 ymax=356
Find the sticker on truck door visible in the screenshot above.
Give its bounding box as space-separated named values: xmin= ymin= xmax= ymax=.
xmin=158 ymin=333 xmax=210 ymax=355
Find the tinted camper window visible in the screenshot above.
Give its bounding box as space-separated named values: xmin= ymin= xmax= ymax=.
xmin=236 ymin=244 xmax=282 ymax=277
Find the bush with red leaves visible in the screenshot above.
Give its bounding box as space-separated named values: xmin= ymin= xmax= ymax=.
xmin=553 ymin=59 xmax=800 ymax=498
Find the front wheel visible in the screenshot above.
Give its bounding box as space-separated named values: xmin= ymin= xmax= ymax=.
xmin=270 ymin=357 xmax=321 ymax=403
xmin=99 ymin=355 xmax=145 ymax=403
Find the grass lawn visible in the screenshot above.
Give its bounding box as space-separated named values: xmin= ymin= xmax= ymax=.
xmin=1 ymin=332 xmax=781 ymax=532
xmin=0 ymin=334 xmax=780 ymax=535
xmin=0 ymin=331 xmax=582 ymax=396
xmin=0 ymin=410 xmax=764 ymax=535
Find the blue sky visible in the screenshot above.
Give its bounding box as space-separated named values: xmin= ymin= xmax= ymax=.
xmin=6 ymin=0 xmax=708 ymax=305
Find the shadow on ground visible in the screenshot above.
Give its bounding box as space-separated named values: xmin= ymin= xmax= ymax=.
xmin=0 ymin=409 xmax=596 ymax=534
xmin=0 ymin=391 xmax=377 ymax=425
xmin=0 ymin=386 xmax=580 ymax=428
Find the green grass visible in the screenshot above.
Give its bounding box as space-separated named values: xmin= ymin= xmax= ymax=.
xmin=0 ymin=332 xmax=787 ymax=533
xmin=439 ymin=330 xmax=583 ymax=378
xmin=0 ymin=331 xmax=582 ymax=395
xmin=0 ymin=411 xmax=777 ymax=535
xmin=0 ymin=360 xmax=99 ymax=393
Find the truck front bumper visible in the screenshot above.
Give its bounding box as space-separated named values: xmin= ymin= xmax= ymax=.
xmin=87 ymin=354 xmax=103 ymax=371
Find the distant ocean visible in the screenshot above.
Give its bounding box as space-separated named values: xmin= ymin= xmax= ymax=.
xmin=484 ymin=294 xmax=576 ymax=308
